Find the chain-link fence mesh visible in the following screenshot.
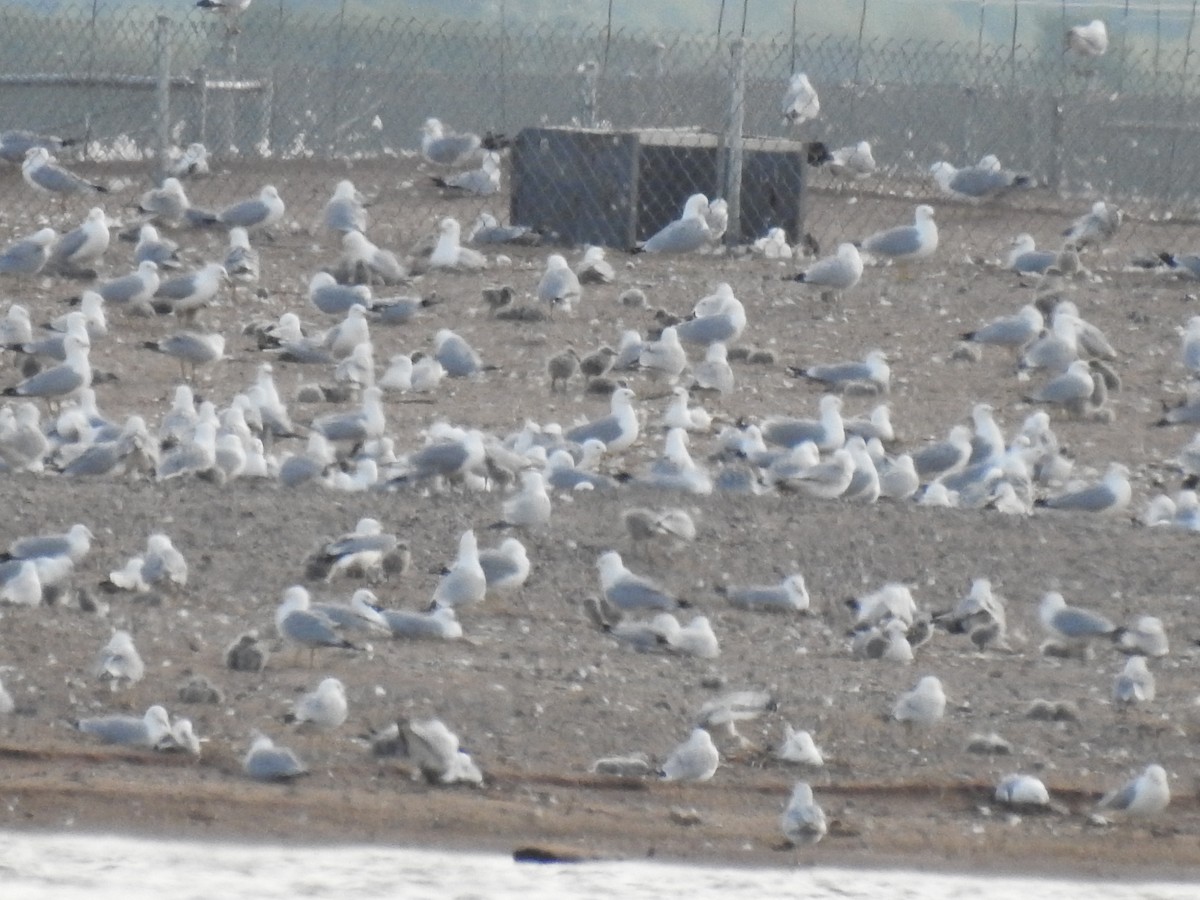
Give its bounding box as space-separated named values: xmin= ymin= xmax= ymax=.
xmin=2 ymin=2 xmax=1200 ymax=249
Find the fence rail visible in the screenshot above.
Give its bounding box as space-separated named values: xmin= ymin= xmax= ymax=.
xmin=1 ymin=2 xmax=1200 ymax=245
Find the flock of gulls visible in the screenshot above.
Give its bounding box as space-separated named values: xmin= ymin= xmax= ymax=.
xmin=0 ymin=10 xmax=1191 ymax=862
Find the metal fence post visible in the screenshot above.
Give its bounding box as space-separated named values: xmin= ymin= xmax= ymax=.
xmin=1047 ymin=96 xmax=1063 ymax=194
xmin=155 ymin=15 xmax=172 ymax=182
xmin=257 ymin=78 xmax=274 ymax=158
xmin=196 ymin=67 xmax=209 ymax=147
xmin=723 ymin=36 xmax=745 ymax=247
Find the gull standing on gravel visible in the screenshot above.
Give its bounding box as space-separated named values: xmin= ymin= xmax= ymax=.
xmin=429 ymin=218 xmax=487 ymax=271
xmin=777 ymin=726 xmax=824 ymax=765
xmin=892 ymin=675 xmax=946 ymax=727
xmin=499 ymin=470 xmax=552 ymax=528
xmin=634 ymin=193 xmax=710 ymax=254
xmin=962 ymin=304 xmax=1043 ymax=350
xmin=322 ymin=179 xmax=368 ymax=235
xmin=691 ymin=342 xmax=734 ymax=395
xmin=1097 ymin=764 xmax=1170 ymax=817
xmin=393 ymin=427 xmax=485 ymax=484
xmin=1117 ymin=616 xmax=1169 ymax=657
xmin=93 ymin=261 xmax=160 ymax=310
xmin=929 ymin=157 xmax=1033 ymax=202
xmin=244 ymin=733 xmax=308 ymax=781
xmin=144 ymin=331 xmax=225 ymax=381
xmin=782 ymin=72 xmax=820 ymax=126
xmin=565 ymin=386 xmax=639 ymax=452
xmin=1006 ymin=235 xmax=1058 ymax=275
xmin=0 ymin=227 xmax=55 ymax=276
xmin=478 ymin=537 xmax=531 ymax=597
xmin=596 ymin=550 xmax=679 ymax=611
xmin=537 ymin=253 xmax=582 ymax=315
xmin=138 ymin=177 xmax=190 ymax=227
xmin=275 ymin=585 xmax=358 ymax=665
xmin=781 ymin=782 xmax=827 ymax=852
xmin=676 ymin=283 xmax=746 ymax=347
xmin=792 ymin=243 xmax=863 ymax=301
xmin=3 ymin=333 xmax=90 ymax=404
xmin=1038 ymin=591 xmax=1117 ymax=653
xmin=312 ymin=385 xmax=385 ymax=445
xmin=1113 ymin=655 xmax=1155 ymax=705
xmin=218 ymin=185 xmax=285 ymax=233
xmin=22 ymin=146 xmax=106 ymax=198
xmin=1036 ymin=462 xmax=1130 ymax=513
xmin=285 ymin=677 xmax=349 ymax=730
xmin=763 ymin=395 xmax=845 ymax=450
xmin=47 ymin=207 xmax=110 ymax=274
xmin=322 ymin=303 xmax=371 ymax=359
xmin=77 ymin=705 xmax=170 ymax=748
xmin=432 ymin=530 xmax=487 ymax=610
xmin=660 ymin=727 xmax=719 ymax=781
xmin=224 ymin=227 xmax=261 ymax=294
xmin=156 ymin=262 xmax=227 ymax=323
xmin=106 ymin=533 xmax=188 ymax=590
xmin=309 ymin=272 xmax=372 ymax=315
xmin=861 ymin=205 xmax=938 ymax=265
xmin=51 ymin=293 xmax=106 ymax=340
xmin=0 ymin=304 xmax=32 ymax=344
xmin=311 ymin=588 xmax=390 ymax=634
xmin=1064 ymin=200 xmax=1121 ymax=249
xmin=135 ymin=224 xmax=181 ymax=270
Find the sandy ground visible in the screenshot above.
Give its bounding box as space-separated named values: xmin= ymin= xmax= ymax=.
xmin=1 ymin=156 xmax=1199 ymax=877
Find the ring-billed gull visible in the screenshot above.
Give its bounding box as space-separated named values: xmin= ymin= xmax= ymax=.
xmin=420 ymin=118 xmax=482 ymax=166
xmin=1038 ymin=590 xmax=1117 ymax=656
xmin=597 ymin=550 xmax=679 ymax=611
xmin=690 ymin=342 xmax=734 ymax=395
xmin=429 ymin=218 xmax=487 ymax=271
xmin=431 ymin=150 xmax=500 ymax=196
xmin=312 ymin=588 xmax=390 ymax=634
xmin=499 ymin=470 xmax=551 ymax=528
xmin=1064 ymin=200 xmax=1121 ymax=248
xmin=225 ymin=227 xmax=261 ymax=293
xmin=1116 ymin=616 xmax=1169 ymax=657
xmin=537 ymin=253 xmax=582 ymax=316
xmin=777 ymin=726 xmax=824 ymax=766
xmin=1006 ymin=235 xmax=1058 ymax=275
xmin=47 ymin=207 xmax=110 ymax=274
xmin=1066 ymin=19 xmax=1108 ymax=56
xmin=382 ymin=605 xmax=463 ymax=640
xmin=0 ymin=227 xmax=55 ymax=276
xmin=155 ymin=262 xmax=228 ymax=323
xmin=0 ymin=560 xmax=40 ymax=605
xmin=312 ymin=385 xmax=386 ymax=444
xmin=341 ymin=231 xmax=406 ymax=285
xmin=892 ymin=675 xmax=946 ymax=727
xmin=322 ymin=179 xmax=368 ymax=235
xmin=372 ymin=717 xmax=483 ymax=785
xmin=715 ymin=573 xmax=811 ymax=619
xmin=995 ymin=774 xmax=1050 ymax=807
xmin=5 ymin=522 xmax=93 ymax=563
xmin=763 ymin=395 xmax=845 ymax=450
xmin=478 ymin=537 xmax=531 ymax=598
xmin=243 ymin=734 xmax=308 ymax=781
xmin=1036 ymin=462 xmax=1130 ymax=514
xmin=305 ymin=518 xmax=406 ymax=582
xmin=284 ymin=677 xmax=349 ymax=730
xmin=433 ymin=328 xmax=485 ymax=377
xmin=309 ymin=272 xmax=372 ymax=315
xmin=790 ymin=349 xmax=889 ymax=394
xmin=1113 ymin=656 xmax=1155 ymax=705
xmin=1026 ymin=359 xmax=1095 ymax=412
xmin=167 ymin=141 xmax=209 ymax=178
xmin=633 ymin=193 xmax=710 ymax=254
xmin=77 ymin=705 xmax=171 ymax=748
xmin=861 ymin=205 xmax=938 ymax=263
xmin=135 ymin=224 xmax=181 ymax=269
xmin=22 ymin=146 xmax=107 ymax=197
xmin=143 ymin=331 xmax=225 ymax=382
xmin=0 ymin=129 xmax=76 ymax=163
xmin=827 ymin=140 xmax=876 ymax=180
xmin=637 ymin=325 xmax=687 ymax=381
xmin=93 ymin=260 xmax=160 ymax=310
xmin=91 ymin=630 xmax=145 ymax=687
xmin=564 ymin=386 xmax=639 ymax=451
xmin=659 ymin=727 xmax=719 ymax=781
xmin=962 ymin=304 xmax=1043 ymax=350
xmin=780 ymin=782 xmax=827 ymax=855
xmin=275 ymin=585 xmax=360 ymax=665
xmin=1097 ymin=764 xmax=1169 ymax=817
xmin=3 ymin=332 xmax=91 ymax=403
xmin=782 ymin=72 xmax=820 ymax=126
xmin=641 ymin=428 xmax=713 ymax=494
xmin=432 ymin=530 xmax=487 ymax=609
xmin=576 ymin=246 xmax=615 ymax=284
xmin=105 ymin=533 xmax=188 ymax=591
xmin=218 ymin=185 xmax=285 ymax=233
xmin=661 ymin=386 xmax=711 ymax=432
xmin=0 ymin=303 xmax=32 ymax=344
xmin=929 ymin=157 xmax=1034 ymax=202
xmin=138 ymin=177 xmax=190 ymax=226
xmin=791 ymin=243 xmax=863 ymax=301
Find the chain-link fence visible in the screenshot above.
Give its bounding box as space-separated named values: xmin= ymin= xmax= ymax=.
xmin=2 ymin=1 xmax=1200 ymax=249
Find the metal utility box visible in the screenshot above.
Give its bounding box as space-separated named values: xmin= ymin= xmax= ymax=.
xmin=510 ymin=126 xmax=807 ymax=249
